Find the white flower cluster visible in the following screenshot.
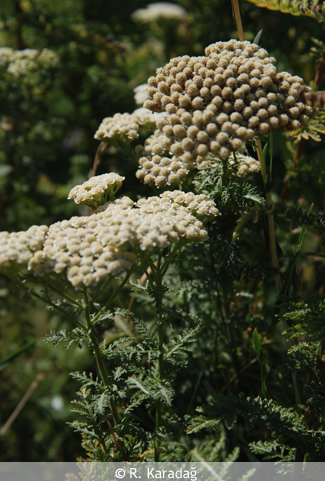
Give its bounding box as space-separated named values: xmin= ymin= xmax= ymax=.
xmin=136 ymin=39 xmax=316 ymax=188
xmin=28 ymin=212 xmax=137 ymax=289
xmin=0 ymin=48 xmax=59 ymax=77
xmin=95 ymin=195 xmax=135 ymax=213
xmin=0 ymin=47 xmax=15 ymax=67
xmin=95 ymin=113 xmax=139 ymax=141
xmin=95 ymin=109 xmax=167 ymax=142
xmin=228 ymin=153 xmax=261 ymax=178
xmin=134 ymin=107 xmax=168 ymax=126
xmin=68 ymin=173 xmax=125 ymax=207
xmin=1 ymin=187 xmax=218 ymax=289
xmin=137 ymin=190 xmax=219 ymax=220
xmin=132 ymin=2 xmax=186 ymax=23
xmin=134 ymin=83 xmax=150 ymax=106
xmin=95 ymin=112 xmax=141 ymax=142
xmin=0 ymin=225 xmax=48 ymax=267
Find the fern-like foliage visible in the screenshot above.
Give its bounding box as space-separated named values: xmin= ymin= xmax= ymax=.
xmin=44 ymin=328 xmax=88 ymax=349
xmin=249 ymin=439 xmax=296 ymax=461
xmin=281 ymin=298 xmax=325 ymax=342
xmin=69 ymin=386 xmax=113 ymax=461
xmin=127 ymin=375 xmax=175 ymax=406
xmin=246 ymin=0 xmax=325 ymax=22
xmin=69 ymin=371 xmax=149 ymax=461
xmin=194 ymin=155 xmax=265 ymax=214
xmin=188 ymin=393 xmax=325 ymax=460
xmin=289 ymin=109 xmax=325 ymax=142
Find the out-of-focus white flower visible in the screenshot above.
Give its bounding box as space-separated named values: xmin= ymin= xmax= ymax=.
xmin=134 ymin=84 xmax=150 ymax=106
xmin=0 ymin=48 xmax=59 ymax=77
xmin=132 ymin=2 xmax=187 ymax=23
xmin=133 ymin=107 xmax=168 ymax=125
xmin=51 ymin=395 xmax=64 ymax=412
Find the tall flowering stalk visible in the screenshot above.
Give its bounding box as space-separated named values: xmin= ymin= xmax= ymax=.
xmin=232 ymin=0 xmax=282 ymax=293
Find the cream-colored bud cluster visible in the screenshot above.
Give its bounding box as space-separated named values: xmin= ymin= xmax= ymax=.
xmin=228 ymin=153 xmax=261 ymax=178
xmin=95 ymin=113 xmax=141 ymax=142
xmin=95 ymin=195 xmax=135 ymax=213
xmin=95 ymin=109 xmax=167 ymax=142
xmin=67 ymin=173 xmax=125 ymax=207
xmin=28 ymin=212 xmax=137 ymax=289
xmin=137 ymin=39 xmax=316 ymax=188
xmin=132 ymin=2 xmax=186 ymax=23
xmin=136 ymin=190 xmax=220 ymax=220
xmin=0 ymin=225 xmax=48 ymax=267
xmin=0 ymin=48 xmax=59 ymax=77
xmin=6 ymin=189 xmax=217 ymax=289
xmin=133 ymin=191 xmax=216 ymax=250
xmin=135 ymin=129 xmax=190 ymax=187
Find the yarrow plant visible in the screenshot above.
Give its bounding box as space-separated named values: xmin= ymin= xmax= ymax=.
xmin=2 ymin=0 xmax=325 ymax=464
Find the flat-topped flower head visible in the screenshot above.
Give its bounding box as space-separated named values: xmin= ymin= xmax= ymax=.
xmin=67 ymin=173 xmax=125 ymax=208
xmin=95 ymin=109 xmax=168 ymax=144
xmin=26 ymin=190 xmax=218 ymax=288
xmin=28 ymin=211 xmax=137 ymax=289
xmin=2 ymin=184 xmax=218 ymax=289
xmin=0 ymin=225 xmax=48 ymax=268
xmin=136 ymin=190 xmax=220 ymax=220
xmin=95 ymin=112 xmax=141 ymax=142
xmin=136 ymin=39 xmax=316 ymax=188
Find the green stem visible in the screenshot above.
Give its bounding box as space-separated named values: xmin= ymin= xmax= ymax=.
xmin=83 ymin=290 xmax=120 ymax=426
xmin=138 ymin=244 xmax=186 ymax=460
xmin=257 ymin=144 xmax=302 ymax=404
xmin=47 ymin=279 xmax=84 ymax=309
xmin=91 ymin=267 xmax=137 ymax=325
xmin=155 ymin=320 xmax=164 ymax=461
xmin=160 ymin=242 xmax=185 ymax=277
xmin=232 ymin=0 xmax=281 ymax=295
xmin=256 ymin=140 xmax=282 ymax=295
xmin=141 ymin=252 xmax=166 ymax=461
